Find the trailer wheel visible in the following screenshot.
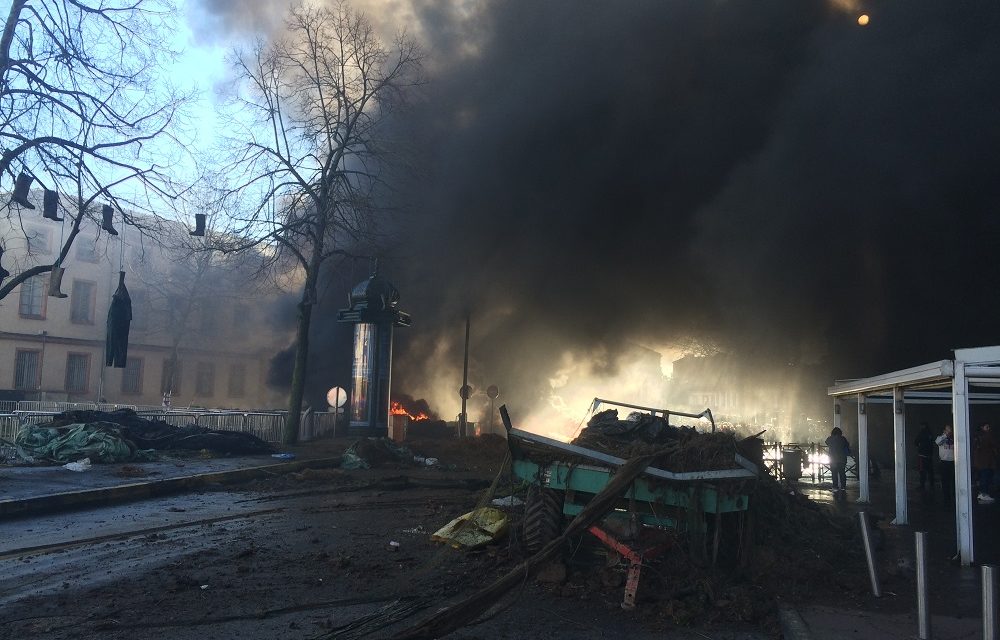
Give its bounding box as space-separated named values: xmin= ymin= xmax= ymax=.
xmin=523 ymin=486 xmax=564 ymax=554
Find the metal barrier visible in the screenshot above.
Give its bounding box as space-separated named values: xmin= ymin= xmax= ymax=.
xmin=0 ymin=416 xmax=19 ymax=440
xmin=312 ymin=412 xmax=338 ymax=437
xmin=195 ymin=413 xmax=250 ymax=431
xmin=1 ymin=406 xmax=336 ymax=445
xmin=137 ymin=412 xmax=199 ymax=428
xmin=14 ymin=401 xmax=60 ymax=412
xmin=245 ymin=413 xmax=286 ymax=441
xmin=763 ymin=441 xmax=859 ymax=483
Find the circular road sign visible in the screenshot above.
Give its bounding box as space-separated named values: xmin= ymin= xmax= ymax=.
xmin=486 ymin=385 xmax=500 ymax=400
xmin=326 ymin=386 xmax=348 ymax=407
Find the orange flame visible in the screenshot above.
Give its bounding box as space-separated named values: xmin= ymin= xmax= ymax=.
xmin=390 ymin=401 xmax=429 ymax=421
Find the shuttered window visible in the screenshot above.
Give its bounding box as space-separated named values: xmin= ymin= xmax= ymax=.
xmin=65 ymin=353 xmax=91 ymax=393
xmin=14 ymin=350 xmax=41 ymax=390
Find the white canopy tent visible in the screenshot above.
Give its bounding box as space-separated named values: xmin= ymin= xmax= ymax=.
xmin=828 ymin=346 xmax=1000 ymax=565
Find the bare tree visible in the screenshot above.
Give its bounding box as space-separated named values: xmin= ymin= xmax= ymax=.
xmin=0 ymin=0 xmax=190 ymax=299
xmin=216 ymin=1 xmax=421 ymax=443
xmin=127 ymin=214 xmax=276 ymax=407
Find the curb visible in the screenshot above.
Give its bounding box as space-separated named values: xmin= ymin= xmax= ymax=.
xmin=0 ymin=457 xmax=342 ymax=520
xmin=778 ymin=604 xmax=814 ymax=640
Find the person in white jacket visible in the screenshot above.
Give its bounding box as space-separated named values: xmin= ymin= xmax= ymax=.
xmin=935 ymin=425 xmax=955 ymax=504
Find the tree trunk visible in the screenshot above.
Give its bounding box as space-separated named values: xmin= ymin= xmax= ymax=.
xmin=283 ymin=293 xmax=314 ymax=444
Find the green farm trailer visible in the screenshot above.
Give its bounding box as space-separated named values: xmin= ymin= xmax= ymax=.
xmin=500 ymin=400 xmax=759 ymax=609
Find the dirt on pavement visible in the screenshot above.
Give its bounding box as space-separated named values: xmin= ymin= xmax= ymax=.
xmin=0 ymin=433 xmax=948 ymax=640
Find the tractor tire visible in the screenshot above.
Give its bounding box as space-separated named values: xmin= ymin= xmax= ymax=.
xmin=523 ymin=486 xmax=564 ymax=554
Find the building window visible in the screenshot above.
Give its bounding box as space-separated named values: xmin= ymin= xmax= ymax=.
xmin=195 ymin=362 xmax=215 ymax=397
xmin=121 ymin=357 xmax=143 ymax=394
xmin=70 ymin=280 xmax=96 ymax=324
xmin=161 ymin=359 xmax=182 ymax=395
xmin=130 ymin=289 xmax=147 ymax=331
xmin=18 ymin=276 xmax=46 ymax=319
xmin=75 ymin=238 xmax=99 ymax=263
xmin=26 ymin=228 xmax=51 ymax=255
xmin=14 ymin=349 xmax=41 ymax=390
xmin=65 ymin=353 xmax=91 ymax=393
xmin=228 ymin=363 xmax=246 ymax=398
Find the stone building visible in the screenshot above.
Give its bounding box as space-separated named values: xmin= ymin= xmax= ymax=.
xmin=0 ymin=210 xmax=288 ymax=409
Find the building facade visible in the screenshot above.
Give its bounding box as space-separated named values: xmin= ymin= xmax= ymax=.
xmin=0 ymin=212 xmax=288 ymax=409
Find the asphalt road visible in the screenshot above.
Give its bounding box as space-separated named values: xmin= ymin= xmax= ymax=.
xmin=0 ymin=473 xmax=769 ymax=640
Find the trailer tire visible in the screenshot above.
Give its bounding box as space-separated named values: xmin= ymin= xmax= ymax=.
xmin=524 ymin=486 xmax=564 ymax=554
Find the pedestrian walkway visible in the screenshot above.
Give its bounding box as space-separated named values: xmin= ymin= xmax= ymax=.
xmin=800 ymin=605 xmax=982 ymax=639
xmin=790 ymin=472 xmax=998 ymax=638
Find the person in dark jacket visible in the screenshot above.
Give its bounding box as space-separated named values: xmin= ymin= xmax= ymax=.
xmin=973 ymin=423 xmax=997 ymax=504
xmin=915 ymin=422 xmax=936 ymax=491
xmin=826 ymin=427 xmax=850 ymax=499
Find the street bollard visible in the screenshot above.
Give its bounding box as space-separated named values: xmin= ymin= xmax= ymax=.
xmin=916 ymin=531 xmax=931 ymax=639
xmin=858 ymin=511 xmax=881 ymax=597
xmin=985 ymin=565 xmax=998 ymax=640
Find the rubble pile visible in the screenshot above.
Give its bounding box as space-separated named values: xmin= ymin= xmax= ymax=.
xmin=504 ymin=409 xmax=869 ymax=627
xmin=9 ymin=409 xmax=273 ymax=463
xmin=571 ymin=409 xmax=742 ymax=471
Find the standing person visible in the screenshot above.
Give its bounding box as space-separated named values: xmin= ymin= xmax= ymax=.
xmin=826 ymin=427 xmax=850 ymax=500
xmin=973 ymin=423 xmax=996 ymax=504
xmin=915 ymin=422 xmax=936 ymax=491
xmin=936 ymin=425 xmax=955 ymax=504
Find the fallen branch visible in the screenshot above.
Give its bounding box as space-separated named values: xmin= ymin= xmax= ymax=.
xmin=391 ymin=450 xmax=663 ymax=639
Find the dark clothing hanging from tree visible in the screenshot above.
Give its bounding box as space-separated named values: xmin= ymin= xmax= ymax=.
xmin=105 ymin=272 xmax=132 ymax=368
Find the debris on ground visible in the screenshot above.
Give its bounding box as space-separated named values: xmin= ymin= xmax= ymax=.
xmin=62 ymin=457 xmax=92 ymax=472
xmin=17 ymin=423 xmax=155 ymax=463
xmin=571 ymin=409 xmax=741 ymax=471
xmin=408 ymin=434 xmax=509 ymax=473
xmin=405 ymin=419 xmax=454 ymax=438
xmin=479 ymin=407 xmax=868 ymax=633
xmin=341 ymin=438 xmax=415 ymax=469
xmin=6 ymin=409 xmax=273 ymax=464
xmin=430 ymin=507 xmax=509 ymax=550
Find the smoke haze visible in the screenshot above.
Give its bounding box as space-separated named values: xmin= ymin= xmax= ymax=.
xmin=196 ymin=0 xmax=1000 ymax=436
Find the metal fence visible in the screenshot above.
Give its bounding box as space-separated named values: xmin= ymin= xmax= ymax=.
xmin=1 ymin=402 xmax=340 ymax=445
xmin=763 ymin=441 xmax=860 ymax=483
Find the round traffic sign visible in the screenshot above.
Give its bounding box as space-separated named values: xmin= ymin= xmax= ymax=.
xmin=486 ymin=385 xmax=500 ymax=400
xmin=326 ymin=386 xmax=347 ymax=407
xmin=459 ymin=384 xmax=473 ymax=400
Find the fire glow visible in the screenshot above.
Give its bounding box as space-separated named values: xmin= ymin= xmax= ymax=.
xmin=390 ymin=401 xmax=430 ymax=422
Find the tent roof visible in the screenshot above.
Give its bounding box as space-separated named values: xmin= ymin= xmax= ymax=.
xmin=827 ymin=345 xmax=1000 ymax=398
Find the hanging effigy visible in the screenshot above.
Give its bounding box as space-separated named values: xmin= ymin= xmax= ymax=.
xmin=105 ymin=271 xmax=132 ymax=368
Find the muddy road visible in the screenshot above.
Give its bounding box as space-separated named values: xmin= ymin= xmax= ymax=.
xmin=0 ymin=467 xmax=767 ymax=640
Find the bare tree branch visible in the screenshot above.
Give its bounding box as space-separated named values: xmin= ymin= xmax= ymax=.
xmin=0 ymin=0 xmax=192 ymax=300
xmin=211 ymin=0 xmax=422 ymax=444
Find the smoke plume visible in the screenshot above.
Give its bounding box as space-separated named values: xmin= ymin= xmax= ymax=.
xmin=198 ymin=1 xmax=1000 ymax=436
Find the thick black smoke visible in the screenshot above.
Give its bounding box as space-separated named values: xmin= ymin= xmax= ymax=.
xmin=388 ymin=0 xmax=1000 ymax=420
xmin=202 ymin=1 xmax=1000 ymax=423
